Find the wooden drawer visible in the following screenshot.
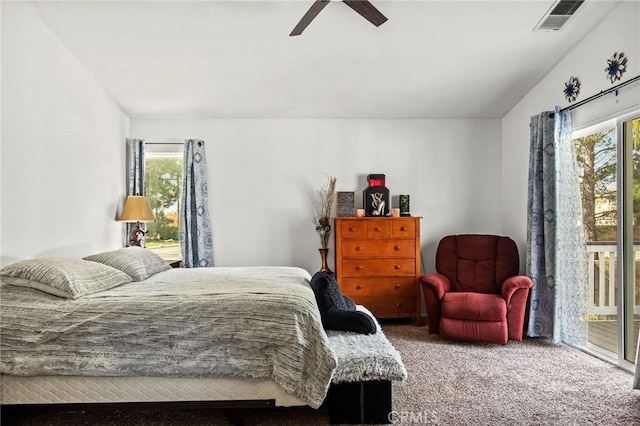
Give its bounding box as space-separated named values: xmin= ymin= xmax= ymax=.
xmin=341 ymin=277 xmax=417 ymax=296
xmin=338 ymin=220 xmax=366 ymax=239
xmin=339 ymin=258 xmax=416 ymax=277
xmin=354 ymin=296 xmax=417 ymax=318
xmin=366 ymin=221 xmax=391 ymax=239
xmin=340 ymin=239 xmax=416 ymax=258
xmin=391 ymin=219 xmax=416 ymax=238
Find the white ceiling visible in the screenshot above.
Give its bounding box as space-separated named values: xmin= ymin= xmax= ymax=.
xmin=30 ymin=0 xmax=620 ymax=119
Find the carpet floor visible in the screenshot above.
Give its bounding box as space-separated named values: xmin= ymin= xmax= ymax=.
xmin=3 ymin=323 xmax=639 ymax=425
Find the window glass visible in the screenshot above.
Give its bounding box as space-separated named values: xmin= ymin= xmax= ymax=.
xmin=145 ymin=151 xmax=182 ymax=261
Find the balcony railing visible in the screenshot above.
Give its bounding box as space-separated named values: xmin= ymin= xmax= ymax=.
xmin=586 ymin=242 xmax=640 ymax=316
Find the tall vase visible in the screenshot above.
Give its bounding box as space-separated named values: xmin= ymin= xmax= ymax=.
xmin=319 ymin=248 xmax=331 ymax=272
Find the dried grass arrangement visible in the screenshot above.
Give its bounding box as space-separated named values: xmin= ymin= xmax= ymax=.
xmin=313 ymin=175 xmax=337 ymax=249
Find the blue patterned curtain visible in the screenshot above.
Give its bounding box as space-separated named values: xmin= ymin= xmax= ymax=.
xmin=180 ymin=139 xmax=213 ymax=268
xmin=526 ymin=107 xmax=588 ymax=345
xmin=125 ymin=139 xmax=145 ymax=244
xmin=553 ymin=108 xmax=588 ymax=344
xmin=526 ymin=111 xmax=556 ymax=338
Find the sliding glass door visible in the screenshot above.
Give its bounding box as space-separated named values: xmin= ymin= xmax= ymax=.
xmin=573 ymin=112 xmax=639 ymax=369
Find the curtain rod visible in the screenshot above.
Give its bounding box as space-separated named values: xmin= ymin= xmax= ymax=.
xmin=559 ymin=74 xmax=640 ymax=113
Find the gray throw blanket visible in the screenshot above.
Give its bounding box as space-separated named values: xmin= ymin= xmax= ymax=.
xmin=0 ymin=267 xmax=337 ymax=408
xmin=327 ymin=307 xmax=407 ymax=384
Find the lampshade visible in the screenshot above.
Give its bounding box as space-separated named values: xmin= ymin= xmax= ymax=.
xmin=119 ymin=196 xmax=155 ymax=222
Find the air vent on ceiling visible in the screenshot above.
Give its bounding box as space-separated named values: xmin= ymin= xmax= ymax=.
xmin=534 ymin=0 xmax=584 ymax=31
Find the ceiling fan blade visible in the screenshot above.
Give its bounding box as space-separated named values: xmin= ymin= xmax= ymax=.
xmin=290 ymin=0 xmax=331 ymax=36
xmin=342 ymin=0 xmax=388 ymax=27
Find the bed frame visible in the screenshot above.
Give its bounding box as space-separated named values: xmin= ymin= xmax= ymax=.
xmin=1 ymin=375 xmax=393 ymax=425
xmin=1 ymin=400 xmax=271 ymax=425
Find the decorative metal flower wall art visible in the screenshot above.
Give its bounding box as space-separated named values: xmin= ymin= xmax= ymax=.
xmin=605 ymin=52 xmax=627 ymax=83
xmin=563 ymin=76 xmax=581 ymax=103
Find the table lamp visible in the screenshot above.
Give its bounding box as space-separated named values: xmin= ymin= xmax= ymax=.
xmin=118 ymin=195 xmax=155 ymax=247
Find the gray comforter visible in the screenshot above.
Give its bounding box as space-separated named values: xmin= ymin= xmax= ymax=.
xmin=0 ymin=266 xmax=337 ymax=408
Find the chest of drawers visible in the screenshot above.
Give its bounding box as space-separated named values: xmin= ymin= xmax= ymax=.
xmin=334 ymin=217 xmax=421 ymax=323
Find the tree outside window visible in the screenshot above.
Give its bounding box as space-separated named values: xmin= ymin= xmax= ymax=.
xmin=574 ymin=128 xmax=617 ymax=242
xmin=145 ymin=155 xmax=182 ymax=259
xmin=574 ymin=119 xmax=640 ymax=242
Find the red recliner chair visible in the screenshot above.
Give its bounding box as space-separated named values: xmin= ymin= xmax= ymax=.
xmin=419 ymin=234 xmax=533 ymax=344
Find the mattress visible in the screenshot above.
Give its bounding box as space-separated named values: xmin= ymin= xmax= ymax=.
xmin=0 ymin=375 xmax=305 ymax=407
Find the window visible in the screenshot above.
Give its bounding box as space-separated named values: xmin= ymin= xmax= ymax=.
xmin=144 ymin=145 xmax=182 ymax=261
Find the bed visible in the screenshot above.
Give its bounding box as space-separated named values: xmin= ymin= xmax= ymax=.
xmin=0 ymin=248 xmax=336 ymax=411
xmin=0 ymin=247 xmax=407 ymax=423
xmin=0 ymin=248 xmax=407 ymax=424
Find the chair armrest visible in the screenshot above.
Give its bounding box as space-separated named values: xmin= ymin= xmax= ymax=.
xmin=501 ymin=275 xmax=533 ymax=305
xmin=419 ymin=273 xmax=451 ymax=300
xmin=502 ymin=275 xmax=533 ymax=341
xmin=419 ymin=273 xmax=451 ymax=335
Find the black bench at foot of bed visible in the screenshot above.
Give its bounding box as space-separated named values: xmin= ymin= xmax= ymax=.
xmin=327 ymin=379 xmax=392 ymax=424
xmin=324 ymin=315 xmax=407 ymax=425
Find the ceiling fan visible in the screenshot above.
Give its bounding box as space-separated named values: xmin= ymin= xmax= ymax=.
xmin=290 ymin=0 xmax=388 ymax=36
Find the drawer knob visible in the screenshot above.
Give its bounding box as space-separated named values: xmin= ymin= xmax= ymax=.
xmin=400 ymin=226 xmax=407 ymax=231
xmin=348 ymin=227 xmax=356 ymax=232
xmin=394 ymin=265 xmax=401 ymax=270
xmin=394 ymin=245 xmax=401 ymax=251
xmin=394 ymin=283 xmax=401 ymax=289
xmin=374 ymin=227 xmax=382 ymax=232
xmin=356 ymin=284 xmax=363 ymax=290
xmin=396 ymin=303 xmax=402 ymax=308
xmin=355 ymin=246 xmax=363 ymax=251
xmin=356 ymin=266 xmax=363 ymax=271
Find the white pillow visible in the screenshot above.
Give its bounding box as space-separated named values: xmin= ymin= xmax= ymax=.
xmin=84 ymin=247 xmax=170 ymax=281
xmin=0 ymin=258 xmax=132 ymax=299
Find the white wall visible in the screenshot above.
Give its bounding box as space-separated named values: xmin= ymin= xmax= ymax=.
xmin=132 ymin=118 xmax=502 ymax=274
xmin=0 ymin=3 xmax=130 ymax=266
xmin=502 ymin=1 xmax=640 ymax=262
